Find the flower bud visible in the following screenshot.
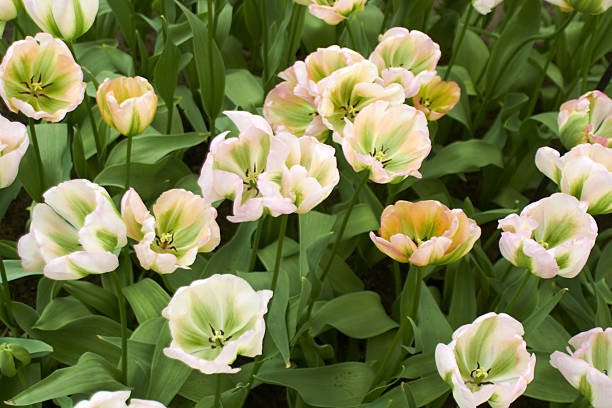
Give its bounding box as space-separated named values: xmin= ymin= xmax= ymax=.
xmin=96 ymin=76 xmax=158 ymax=137
xmin=545 ymin=0 xmax=611 ymax=14
xmin=413 ymin=76 xmax=461 ymax=121
xmin=298 ymin=0 xmax=366 ymax=25
xmin=23 ymin=0 xmax=99 ymax=41
xmin=558 ymin=90 xmax=612 ymax=149
xmin=472 ymin=0 xmax=503 ymax=14
xmin=0 ymin=0 xmax=20 ymax=22
xmin=0 ymin=114 xmax=28 ymax=189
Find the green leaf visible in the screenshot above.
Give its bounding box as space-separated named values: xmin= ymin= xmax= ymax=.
xmin=123 ymin=278 xmax=170 ymax=325
xmin=310 ymin=291 xmax=398 ymax=339
xmin=225 ymin=69 xmax=264 ymax=110
xmin=33 ymin=297 xmax=91 ymax=330
xmin=524 ymin=352 xmax=579 ymax=403
xmin=333 ymin=203 xmax=378 ymax=241
xmin=299 ymin=211 xmax=336 ymax=278
xmin=0 ymin=260 xmax=42 ymax=283
xmin=154 ymin=31 xmax=182 ymax=114
xmin=421 ymin=140 xmax=503 ymax=179
xmin=7 ymin=353 xmax=123 ymax=406
xmin=257 ymin=362 xmax=375 ymax=408
xmin=62 ymin=280 xmax=119 ymax=320
xmin=266 ymin=255 xmax=291 ymax=366
xmin=106 ymin=132 xmax=207 ymax=166
xmin=0 ymin=338 xmax=52 ymax=359
xmin=105 ymin=0 xmax=137 ymax=56
xmin=203 ymin=222 xmax=257 ymax=277
xmin=417 ymin=284 xmax=453 ymax=354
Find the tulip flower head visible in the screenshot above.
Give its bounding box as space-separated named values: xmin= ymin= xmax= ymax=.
xmin=413 ymin=76 xmax=461 ymax=121
xmin=370 ymin=200 xmax=481 ymax=266
xmin=96 ymin=76 xmax=158 ymax=137
xmin=0 ymin=0 xmax=20 ymax=26
xmin=536 ymin=144 xmax=612 ymax=215
xmin=121 ymin=189 xmax=220 ymax=275
xmin=75 ymin=391 xmax=166 ymax=408
xmin=0 ymin=114 xmax=28 ymax=189
xmin=295 ymin=0 xmax=366 ymax=25
xmin=472 ymin=0 xmax=504 ymax=14
xmin=369 ymin=27 xmax=441 ymax=98
xmin=0 ymin=33 xmax=86 ymax=122
xmin=435 ymin=313 xmax=536 ymax=408
xmin=550 ymin=328 xmax=612 ymax=408
xmin=199 ymin=111 xmax=295 ymax=223
xmin=558 ymin=90 xmax=612 ymax=149
xmin=17 ymin=179 xmax=127 ymax=280
xmin=544 ymin=0 xmax=611 ymax=14
xmin=23 ymin=0 xmax=99 ymax=41
xmin=162 ymin=274 xmax=273 ymax=374
xmin=316 ymin=60 xmax=405 ymax=139
xmin=259 ymin=132 xmax=340 ymax=214
xmin=498 ymin=193 xmax=597 ymax=279
xmin=342 ymin=101 xmax=431 ymax=184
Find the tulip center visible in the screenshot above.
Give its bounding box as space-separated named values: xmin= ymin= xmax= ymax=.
xmin=371 ymin=145 xmax=392 ymax=167
xmin=341 ymin=103 xmax=358 ymax=120
xmin=243 ymin=164 xmax=261 ymax=195
xmin=466 ymin=362 xmax=493 ymax=387
xmin=421 ymin=98 xmax=432 ymax=108
xmin=537 ymin=240 xmax=550 ymax=249
xmin=208 ymin=324 xmax=233 ymax=349
xmin=20 ymin=74 xmax=53 ymax=99
xmin=155 ymin=231 xmax=177 ymax=252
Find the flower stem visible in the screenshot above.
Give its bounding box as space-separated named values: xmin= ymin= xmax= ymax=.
xmin=393 ymin=262 xmax=401 ymax=298
xmin=207 ymin=0 xmax=217 ymax=137
xmin=28 ymin=119 xmax=46 ymax=198
xmin=345 ymin=18 xmax=357 ymax=50
xmin=505 ymin=269 xmax=531 ymax=313
xmin=318 ymin=172 xmax=369 ymax=288
xmin=110 ymin=270 xmax=128 ymax=384
xmin=580 ymin=15 xmax=600 ymax=94
xmin=124 ymin=133 xmax=133 ymax=191
xmin=270 ymin=214 xmax=289 ymax=296
xmin=249 ymin=216 xmax=265 ymax=272
xmin=0 ymin=256 xmax=17 ymax=335
xmin=214 ymin=374 xmax=222 ymax=408
xmin=444 ymin=5 xmax=473 ymax=81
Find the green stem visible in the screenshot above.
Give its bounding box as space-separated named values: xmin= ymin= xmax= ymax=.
xmin=124 ymin=133 xmax=132 ymax=191
xmin=161 ymin=274 xmax=174 ymax=294
xmin=28 ymin=119 xmax=46 ymax=198
xmin=580 ymin=15 xmax=600 ymax=93
xmin=504 ymin=269 xmax=530 ymax=313
xmin=207 ymin=0 xmax=217 ymax=137
xmin=270 ymin=215 xmax=289 ymax=296
xmin=444 ymin=5 xmax=473 ymax=81
xmin=249 ymin=217 xmax=265 ymax=272
xmin=317 ymin=172 xmax=369 ymax=288
xmin=110 ymin=270 xmax=128 ymax=384
xmin=214 ymin=374 xmax=222 ymax=408
xmin=345 ymin=18 xmax=357 ymax=49
xmin=393 ymin=262 xmax=401 ymax=298
xmin=260 ymin=0 xmax=270 ymax=88
xmin=166 ymin=101 xmax=174 ymax=135
xmin=0 ymin=256 xmax=17 ymax=334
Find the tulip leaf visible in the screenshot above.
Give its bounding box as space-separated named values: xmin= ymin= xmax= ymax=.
xmin=447 ymin=261 xmax=477 ymax=329
xmin=299 ymin=211 xmax=336 ymax=278
xmin=0 ymin=260 xmax=42 ymax=283
xmin=266 ymin=251 xmax=291 ymax=366
xmin=372 ymin=375 xmax=449 ymax=408
xmin=420 ymin=140 xmax=503 ymax=179
xmin=203 ymin=221 xmax=258 ymax=277
xmin=62 ymin=280 xmax=119 ymax=320
xmin=105 ymin=0 xmax=137 ymax=58
xmin=33 ymin=297 xmax=92 ymax=330
xmin=6 ymin=352 xmax=124 ymax=406
xmin=417 ymin=283 xmax=453 ymax=354
xmin=310 ymin=291 xmax=398 ymax=339
xmin=0 ymin=338 xmax=53 ymax=359
xmin=524 ymin=352 xmax=579 ymax=403
xmin=154 ymin=32 xmax=182 ymax=115
xmin=332 ymin=203 xmax=379 ymax=241
xmin=225 ymin=69 xmax=264 ymax=111
xmin=122 ymin=278 xmax=171 ymax=325
xmin=257 ymin=362 xmax=375 ymax=408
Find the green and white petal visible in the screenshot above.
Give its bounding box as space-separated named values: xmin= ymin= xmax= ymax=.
xmin=43 ymin=250 xmax=119 ymax=280
xmin=472 ymin=0 xmax=504 ymax=14
xmin=129 ymin=399 xmax=166 ymax=408
xmin=0 ymin=0 xmax=19 ymax=21
xmin=0 ymin=115 xmax=28 ymax=189
xmin=121 ymin=188 xmax=154 ymax=241
xmin=74 ymin=390 xmax=131 ymax=408
xmin=52 ymin=0 xmax=99 ymax=41
xmin=535 ymin=147 xmax=563 ymax=185
xmin=17 ymin=233 xmax=45 ymax=272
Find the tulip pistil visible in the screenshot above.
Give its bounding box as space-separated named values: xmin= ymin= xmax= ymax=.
xmin=371 ymin=145 xmax=392 ymax=168
xmin=243 ymin=164 xmax=261 ymax=194
xmin=208 ymin=324 xmax=232 ymax=349
xmin=20 ymin=74 xmax=53 ymax=99
xmin=155 ymin=232 xmax=177 ymax=252
xmin=466 ymin=362 xmax=494 ymax=387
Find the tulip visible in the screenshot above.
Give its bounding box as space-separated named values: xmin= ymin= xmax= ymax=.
xmin=316 ymin=60 xmax=405 ymax=139
xmin=23 ymin=0 xmax=99 ymax=41
xmin=75 ymin=391 xmax=166 ymax=408
xmin=558 ymin=90 xmax=612 ymax=149
xmin=472 ymin=0 xmax=503 ymax=14
xmin=17 ymin=179 xmax=127 ymax=280
xmin=295 ymin=0 xmax=366 ymax=25
xmin=121 ymin=188 xmax=220 ymax=275
xmin=370 ymin=200 xmax=480 ymax=266
xmin=536 ymin=144 xmax=612 ymax=215
xmin=413 ymin=75 xmax=461 ymax=121
xmin=544 ymin=0 xmax=611 ymax=14
xmin=0 ymin=0 xmax=20 ymax=35
xmin=0 ymin=114 xmax=28 ymax=189
xmin=435 ymin=313 xmax=536 ymax=408
xmin=259 ymin=132 xmax=340 ymax=214
xmin=0 ymin=33 xmax=86 ymax=122
xmin=341 ymin=101 xmax=431 ymax=184
xmin=369 ymin=27 xmax=440 ymax=98
xmin=198 ymin=111 xmax=296 ymax=223
xmin=550 ymin=328 xmax=612 ymax=408
xmin=96 ymin=76 xmax=158 ymax=137
xmin=162 ymin=274 xmax=273 ymax=374
xmin=498 ymin=193 xmax=597 ymax=279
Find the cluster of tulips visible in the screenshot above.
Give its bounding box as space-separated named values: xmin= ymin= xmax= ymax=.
xmin=0 ymin=0 xmax=611 ymax=407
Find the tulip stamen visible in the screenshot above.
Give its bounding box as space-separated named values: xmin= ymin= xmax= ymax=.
xmin=155 ymin=231 xmax=177 ymax=252
xmin=208 ymin=324 xmax=233 ymax=349
xmin=243 ymin=164 xmax=261 ymax=195
xmin=371 ymin=145 xmax=392 ymax=168
xmin=20 ymin=74 xmax=54 ymax=99
xmin=467 ymin=362 xmax=493 ymax=387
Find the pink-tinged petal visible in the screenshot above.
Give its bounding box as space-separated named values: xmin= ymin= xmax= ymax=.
xmin=585 ymin=367 xmax=612 ymax=407
xmin=75 ymin=390 xmax=131 ymax=408
xmin=450 ymin=370 xmax=496 ymax=408
xmin=308 ymin=4 xmax=346 ymax=25
xmin=535 ymin=146 xmax=563 ymax=184
xmin=488 ymin=376 xmax=528 ymax=408
xmin=43 ymin=251 xmax=119 ymax=280
xmin=228 ymin=197 xmax=266 ymax=223
xmin=369 ymin=232 xmax=412 ymax=263
xmin=224 ymin=110 xmax=273 ymax=136
xmin=17 ymin=233 xmax=45 ymax=272
xmin=134 ymin=238 xmax=179 ymax=275
xmin=121 ymin=188 xmax=153 ymax=241
xmin=521 ymin=238 xmax=559 ymax=279
xmin=129 ymin=399 xmax=166 ymax=408
xmin=548 ymin=236 xmax=596 ymax=278
xmin=163 ymin=341 xmax=240 ymax=375
xmin=380 ymin=68 xmax=421 ymax=98
xmin=0 ymin=115 xmax=28 ymax=188
xmin=550 ymin=351 xmax=590 ymax=390
xmin=409 ymin=236 xmax=453 ymax=266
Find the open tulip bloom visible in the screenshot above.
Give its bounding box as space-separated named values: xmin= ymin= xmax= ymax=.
xmin=558 ymin=90 xmax=612 ymax=149
xmin=536 ymin=144 xmax=612 ymax=215
xmin=0 ymin=33 xmax=86 ymax=122
xmin=498 ymin=193 xmax=598 ymax=279
xmin=17 ymin=179 xmax=127 ymax=280
xmin=544 ymin=0 xmax=612 ymax=14
xmin=75 ymin=391 xmax=165 ymax=408
xmin=342 ymin=100 xmax=431 ymax=184
xmin=413 ymin=75 xmax=461 ymax=121
xmin=294 ymin=0 xmax=366 ymax=25
xmin=369 ymin=27 xmax=440 ymax=98
xmin=550 ymin=328 xmax=612 ymax=408
xmin=370 ymin=200 xmax=481 ymax=266
xmin=23 ymin=0 xmax=99 ymax=41
xmin=435 ymin=313 xmax=536 ymax=408
xmin=121 ymin=188 xmax=220 ymax=275
xmin=162 ymin=274 xmax=273 ymax=374
xmin=0 ymin=114 xmax=28 ymax=189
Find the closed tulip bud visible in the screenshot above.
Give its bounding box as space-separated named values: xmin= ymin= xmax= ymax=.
xmin=558 ymin=91 xmax=612 ymax=149
xmin=96 ymin=76 xmax=158 ymax=137
xmin=0 ymin=343 xmax=30 ymax=377
xmin=435 ymin=313 xmax=536 ymax=408
xmin=498 ymin=193 xmax=597 ymax=279
xmin=472 ymin=0 xmax=504 ymax=14
xmin=413 ymin=76 xmax=461 ymax=121
xmin=369 ymin=27 xmax=440 ymax=98
xmin=545 ymin=0 xmax=611 ymax=14
xmin=536 ymin=144 xmax=612 ymax=215
xmin=121 ymin=188 xmax=220 ymax=275
xmin=342 ymin=101 xmax=431 ymax=184
xmin=370 ymin=200 xmax=481 ymax=266
xmin=162 ymin=274 xmax=273 ymax=374
xmin=0 ymin=0 xmax=20 ymax=21
xmin=550 ymin=328 xmax=612 ymax=408
xmin=0 ymin=33 xmax=86 ymax=122
xmin=297 ymin=0 xmax=366 ymax=25
xmin=0 ymin=114 xmax=28 ymax=189
xmin=75 ymin=391 xmax=166 ymax=408
xmin=23 ymin=0 xmax=98 ymax=41
xmin=17 ymin=179 xmax=127 ymax=280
